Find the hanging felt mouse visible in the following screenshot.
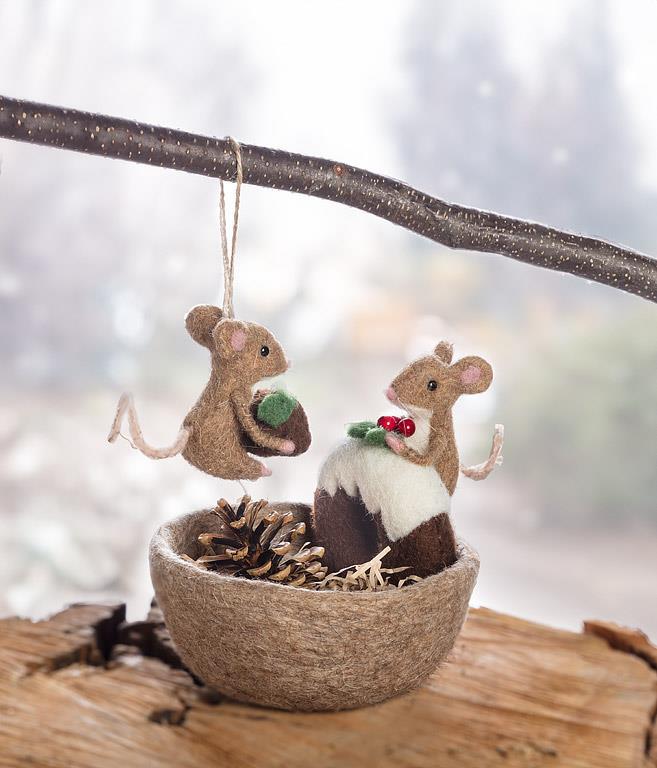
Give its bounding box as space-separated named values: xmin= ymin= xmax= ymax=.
xmin=312 ymin=341 xmax=503 ymax=577
xmin=108 ymin=139 xmax=311 ymax=481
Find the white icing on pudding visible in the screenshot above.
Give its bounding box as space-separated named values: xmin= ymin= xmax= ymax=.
xmin=317 ymin=437 xmax=450 ymax=542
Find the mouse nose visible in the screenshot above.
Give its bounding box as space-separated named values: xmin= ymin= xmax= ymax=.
xmin=385 ymin=386 xmax=398 ymax=404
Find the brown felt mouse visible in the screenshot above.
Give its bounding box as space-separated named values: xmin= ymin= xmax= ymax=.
xmin=313 ymin=341 xmax=503 ymax=577
xmin=109 ymin=304 xmax=310 ymax=481
xmin=382 ymin=341 xmax=495 ymax=491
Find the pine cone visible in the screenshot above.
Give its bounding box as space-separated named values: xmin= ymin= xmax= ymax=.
xmin=195 ymin=497 xmax=328 ymax=587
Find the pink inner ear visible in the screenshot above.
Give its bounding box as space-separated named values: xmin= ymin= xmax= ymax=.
xmin=231 ymin=329 xmax=247 ymax=351
xmin=461 ymin=365 xmax=481 ymax=386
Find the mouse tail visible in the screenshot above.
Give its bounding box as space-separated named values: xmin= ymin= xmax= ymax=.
xmin=108 ymin=392 xmax=190 ymax=459
xmin=460 ymin=423 xmax=504 ymax=481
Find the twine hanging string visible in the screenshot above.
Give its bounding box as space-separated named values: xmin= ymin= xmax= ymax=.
xmin=219 ymin=137 xmax=243 ymax=319
xmin=219 ymin=138 xmax=248 ymax=493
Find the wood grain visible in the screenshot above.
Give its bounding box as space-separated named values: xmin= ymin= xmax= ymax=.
xmin=1 ymin=603 xmax=655 ymax=767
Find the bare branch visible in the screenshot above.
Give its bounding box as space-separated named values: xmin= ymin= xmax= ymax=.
xmin=1 ymin=94 xmax=656 ymax=303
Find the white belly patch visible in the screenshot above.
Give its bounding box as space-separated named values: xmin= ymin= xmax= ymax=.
xmin=317 ymin=438 xmax=451 ymax=541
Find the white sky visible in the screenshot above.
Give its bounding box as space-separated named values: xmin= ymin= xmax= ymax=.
xmin=499 ymin=1 xmax=657 ymax=187
xmin=223 ymin=1 xmax=657 ymax=186
xmin=240 ymin=1 xmax=657 ymax=187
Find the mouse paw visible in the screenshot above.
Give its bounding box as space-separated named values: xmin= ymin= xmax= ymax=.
xmin=280 ymin=440 xmax=295 ymax=455
xmin=259 ymin=463 xmax=272 ymax=477
xmin=385 ymin=433 xmax=404 ymax=454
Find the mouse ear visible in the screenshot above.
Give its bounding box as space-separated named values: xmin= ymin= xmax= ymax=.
xmin=450 ymin=356 xmax=493 ymax=395
xmin=434 ymin=341 xmax=454 ymax=364
xmin=213 ymin=318 xmax=249 ymax=359
xmin=185 ymin=305 xmax=223 ymax=348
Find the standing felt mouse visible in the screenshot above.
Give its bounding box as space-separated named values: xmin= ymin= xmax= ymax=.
xmin=312 ymin=341 xmax=503 ymax=577
xmin=108 ymin=304 xmax=311 ymax=481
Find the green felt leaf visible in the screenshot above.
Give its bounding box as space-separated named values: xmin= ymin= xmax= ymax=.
xmin=363 ymin=426 xmax=388 ymax=447
xmin=347 ymin=421 xmax=377 ymax=439
xmin=257 ymin=390 xmax=298 ymax=428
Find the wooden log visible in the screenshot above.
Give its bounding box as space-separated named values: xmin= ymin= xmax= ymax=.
xmin=1 ymin=603 xmax=655 ymax=767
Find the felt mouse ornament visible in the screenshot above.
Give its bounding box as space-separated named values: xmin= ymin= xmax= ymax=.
xmin=108 ymin=304 xmax=311 ymax=481
xmin=108 ymin=142 xmax=310 ymax=480
xmin=312 ymin=341 xmax=503 ymax=577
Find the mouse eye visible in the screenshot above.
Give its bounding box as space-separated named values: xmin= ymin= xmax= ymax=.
xmin=427 ymin=379 xmax=438 ymax=391
xmin=260 ymin=345 xmax=270 ymax=357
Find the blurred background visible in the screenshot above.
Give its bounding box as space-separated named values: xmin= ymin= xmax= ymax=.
xmin=0 ymin=0 xmax=655 ymax=637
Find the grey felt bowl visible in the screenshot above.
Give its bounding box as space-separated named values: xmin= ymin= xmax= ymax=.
xmin=149 ymin=505 xmax=479 ymax=712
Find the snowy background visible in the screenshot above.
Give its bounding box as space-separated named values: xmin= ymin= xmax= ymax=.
xmin=1 ymin=0 xmax=656 ymax=637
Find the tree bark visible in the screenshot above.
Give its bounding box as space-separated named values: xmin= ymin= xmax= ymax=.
xmin=1 ymin=94 xmax=656 ymax=304
xmin=1 ymin=602 xmax=656 ymax=767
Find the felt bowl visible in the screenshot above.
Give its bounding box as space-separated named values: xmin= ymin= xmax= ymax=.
xmin=150 ymin=506 xmax=479 ymax=712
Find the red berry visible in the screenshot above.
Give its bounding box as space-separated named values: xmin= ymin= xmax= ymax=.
xmin=396 ymin=418 xmax=416 ymax=437
xmin=377 ymin=415 xmax=399 ymax=432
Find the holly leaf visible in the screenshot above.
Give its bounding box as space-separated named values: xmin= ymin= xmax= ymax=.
xmin=347 ymin=421 xmax=377 ymax=439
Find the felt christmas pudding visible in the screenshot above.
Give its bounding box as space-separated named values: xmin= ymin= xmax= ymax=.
xmin=150 ymin=505 xmax=480 ymax=711
xmin=242 ymin=388 xmax=311 ymax=458
xmin=313 ymin=341 xmax=504 ymax=579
